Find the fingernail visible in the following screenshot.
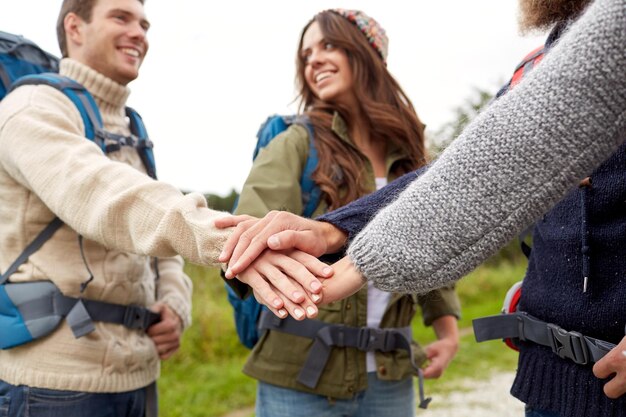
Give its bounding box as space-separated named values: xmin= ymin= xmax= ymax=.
xmin=273 ymin=299 xmax=282 ymax=308
xmin=310 ymin=281 xmax=322 ymax=292
xmin=292 ymin=291 xmax=303 ymax=300
xmin=225 ymin=268 xmax=233 ymax=279
xmin=268 ymin=235 xmax=279 ymax=248
xmin=218 ymin=251 xmax=226 ymax=261
xmin=311 ymin=293 xmax=321 ymax=303
xmin=322 ymin=267 xmax=332 ymax=276
xmin=306 ymin=306 xmax=317 ymax=317
xmin=278 ymin=309 xmax=288 ymax=318
xmin=294 ymin=308 xmax=304 ymax=319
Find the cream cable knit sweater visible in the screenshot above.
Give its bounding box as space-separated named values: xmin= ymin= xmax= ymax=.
xmin=0 ymin=59 xmax=227 ymax=392
xmin=347 ymin=0 xmax=626 ymax=293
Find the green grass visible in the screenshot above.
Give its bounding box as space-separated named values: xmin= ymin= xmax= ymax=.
xmin=159 ymin=264 xmax=254 ymax=417
xmin=159 ymin=260 xmax=528 ymax=416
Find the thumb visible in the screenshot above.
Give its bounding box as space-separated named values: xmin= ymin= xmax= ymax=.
xmin=268 ymin=230 xmax=326 ymax=257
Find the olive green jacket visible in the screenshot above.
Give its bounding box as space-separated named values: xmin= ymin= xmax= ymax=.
xmin=236 ymin=114 xmax=460 ymax=398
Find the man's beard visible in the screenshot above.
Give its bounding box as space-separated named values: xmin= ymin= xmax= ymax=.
xmin=518 ymin=0 xmax=592 ymax=33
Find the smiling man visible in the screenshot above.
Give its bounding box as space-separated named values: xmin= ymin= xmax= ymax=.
xmin=0 ymin=0 xmax=333 ymax=414
xmin=0 ymin=1 xmax=188 ymax=416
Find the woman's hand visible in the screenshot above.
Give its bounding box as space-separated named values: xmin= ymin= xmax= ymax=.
xmin=235 ymin=248 xmax=330 ymax=319
xmin=422 ymin=315 xmax=459 ymax=379
xmin=318 ymin=256 xmax=367 ymax=305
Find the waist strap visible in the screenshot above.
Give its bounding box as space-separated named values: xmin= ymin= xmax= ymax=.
xmin=473 ymin=311 xmax=615 ymax=365
xmin=15 ymin=283 xmax=161 ymax=337
xmin=258 ymin=310 xmax=431 ymax=409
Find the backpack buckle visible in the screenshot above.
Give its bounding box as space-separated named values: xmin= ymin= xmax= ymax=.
xmin=356 ymin=327 xmax=389 ymax=352
xmin=123 ymin=305 xmax=153 ymax=330
xmin=547 ymin=323 xmax=589 ymax=365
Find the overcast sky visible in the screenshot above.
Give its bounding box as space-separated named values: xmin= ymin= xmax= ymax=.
xmin=2 ymin=1 xmax=544 ymax=196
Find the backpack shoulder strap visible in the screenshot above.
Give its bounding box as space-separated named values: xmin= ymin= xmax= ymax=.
xmin=126 ymin=107 xmax=157 ymax=179
xmin=510 ymin=46 xmax=545 ymax=89
xmin=10 ymin=75 xmax=157 ymax=179
xmin=496 ymin=45 xmax=545 ymax=99
xmin=10 ymin=73 xmax=104 ymax=149
xmin=0 ymin=217 xmax=63 ymax=284
xmin=253 ymin=114 xmax=322 ymax=217
xmin=253 ymin=115 xmax=290 ymax=159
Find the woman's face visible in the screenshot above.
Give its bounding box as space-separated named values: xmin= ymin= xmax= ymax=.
xmin=301 ymin=21 xmax=356 ymax=108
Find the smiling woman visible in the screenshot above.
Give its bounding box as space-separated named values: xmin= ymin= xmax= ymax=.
xmin=231 ymin=8 xmax=461 ymax=417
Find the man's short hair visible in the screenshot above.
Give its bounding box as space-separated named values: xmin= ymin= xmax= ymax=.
xmin=56 ymin=0 xmax=146 ymax=57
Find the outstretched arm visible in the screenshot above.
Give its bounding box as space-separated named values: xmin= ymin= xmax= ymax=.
xmin=216 ymin=168 xmax=424 ymax=277
xmin=347 ymin=0 xmax=626 ymax=293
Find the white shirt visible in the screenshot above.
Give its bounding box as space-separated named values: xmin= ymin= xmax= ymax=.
xmin=366 ymin=177 xmax=393 ymax=372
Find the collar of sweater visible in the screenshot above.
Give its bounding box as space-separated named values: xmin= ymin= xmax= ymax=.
xmin=59 ymin=58 xmax=131 ymax=116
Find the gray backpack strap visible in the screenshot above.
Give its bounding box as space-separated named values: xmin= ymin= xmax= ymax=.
xmin=258 ymin=310 xmax=431 ymax=408
xmin=7 ymin=281 xmax=160 ymax=339
xmin=0 ymin=217 xmax=63 ymax=284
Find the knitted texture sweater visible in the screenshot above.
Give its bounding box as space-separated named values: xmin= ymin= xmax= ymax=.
xmin=511 ymin=139 xmax=626 ymax=415
xmin=0 ymin=59 xmax=229 ymax=392
xmin=337 ymin=0 xmax=625 ymax=294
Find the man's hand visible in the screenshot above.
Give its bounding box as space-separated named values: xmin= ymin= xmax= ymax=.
xmin=148 ymin=303 xmax=183 ymax=360
xmin=215 ymin=211 xmax=347 ymax=278
xmin=235 ymin=248 xmax=328 ymax=320
xmin=593 ymin=336 xmax=626 ymax=398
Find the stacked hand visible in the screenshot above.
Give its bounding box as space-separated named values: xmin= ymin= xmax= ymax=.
xmin=215 ymin=211 xmax=366 ymax=318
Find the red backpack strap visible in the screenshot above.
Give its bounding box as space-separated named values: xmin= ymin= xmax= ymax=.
xmin=510 ymin=45 xmax=545 ymax=89
xmin=496 ymin=45 xmax=545 ymax=99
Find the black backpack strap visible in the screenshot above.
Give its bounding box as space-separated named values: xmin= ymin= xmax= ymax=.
xmin=53 ymin=291 xmax=161 ymax=334
xmin=473 ymin=312 xmax=615 ymax=365
xmin=0 ymin=217 xmax=63 ymax=285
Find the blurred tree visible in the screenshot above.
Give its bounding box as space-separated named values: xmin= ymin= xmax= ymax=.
xmin=428 ymin=87 xmax=494 ymax=157
xmin=205 ymin=189 xmax=239 ymax=212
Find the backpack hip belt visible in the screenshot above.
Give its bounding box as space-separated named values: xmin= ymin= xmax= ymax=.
xmin=258 ymin=310 xmax=432 ymax=409
xmin=472 ymin=311 xmax=615 ymax=365
xmin=0 ymin=280 xmax=160 ymax=350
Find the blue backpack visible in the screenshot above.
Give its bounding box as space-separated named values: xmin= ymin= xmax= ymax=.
xmin=0 ymin=31 xmax=160 ymax=349
xmin=226 ymin=114 xmax=322 ymax=349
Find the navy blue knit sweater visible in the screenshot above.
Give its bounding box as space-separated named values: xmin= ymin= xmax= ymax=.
xmin=512 ymin=141 xmax=626 ymax=416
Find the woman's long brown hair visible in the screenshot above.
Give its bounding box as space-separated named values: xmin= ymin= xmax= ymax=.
xmin=296 ymin=11 xmax=427 ymax=210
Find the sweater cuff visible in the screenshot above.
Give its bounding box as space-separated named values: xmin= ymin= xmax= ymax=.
xmin=347 ymin=227 xmax=407 ymax=293
xmin=317 ymin=169 xmax=423 ymax=241
xmin=160 ymin=294 xmax=192 ymax=330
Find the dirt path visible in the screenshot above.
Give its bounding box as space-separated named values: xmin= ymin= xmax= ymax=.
xmin=221 ymin=407 xmax=254 ymax=417
xmin=418 ymin=372 xmax=524 ymax=416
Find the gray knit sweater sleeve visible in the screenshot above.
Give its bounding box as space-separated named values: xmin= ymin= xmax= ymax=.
xmin=347 ymin=0 xmax=626 ymax=293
